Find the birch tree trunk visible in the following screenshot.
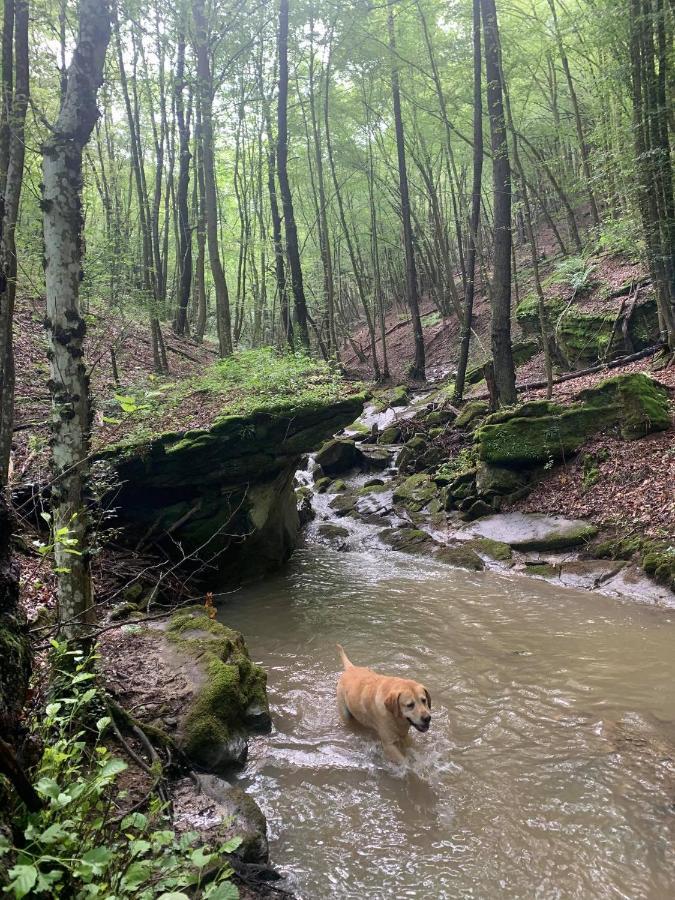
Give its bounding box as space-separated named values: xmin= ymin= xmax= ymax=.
xmin=42 ymin=0 xmax=110 ymax=641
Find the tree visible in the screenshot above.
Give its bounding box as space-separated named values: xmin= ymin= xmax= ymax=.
xmin=192 ymin=0 xmax=233 ymax=356
xmin=0 ymin=0 xmax=28 ymax=483
xmin=387 ymin=0 xmax=425 ymax=381
xmin=454 ymin=0 xmax=482 ymax=404
xmin=42 ymin=0 xmax=111 ymax=641
xmin=277 ymin=0 xmax=310 ymax=349
xmin=481 ymin=0 xmax=516 ymax=405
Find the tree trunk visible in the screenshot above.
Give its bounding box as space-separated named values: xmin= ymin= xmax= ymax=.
xmin=0 ymin=0 xmax=28 ymax=483
xmin=387 ymin=1 xmax=425 ymax=380
xmin=173 ymin=34 xmax=192 ymax=336
xmin=454 ymin=0 xmax=482 ymax=404
xmin=277 ymin=0 xmax=309 ymax=349
xmin=42 ymin=0 xmax=110 ymax=642
xmin=192 ymin=0 xmax=232 ymax=356
xmin=481 ymin=0 xmax=516 ymax=405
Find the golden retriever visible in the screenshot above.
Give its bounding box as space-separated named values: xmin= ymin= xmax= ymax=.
xmin=336 ymin=644 xmax=431 ymax=764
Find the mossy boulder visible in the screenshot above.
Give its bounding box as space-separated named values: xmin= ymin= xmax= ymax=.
xmin=329 ymin=493 xmax=358 ymax=517
xmin=164 ymin=607 xmax=270 ymax=771
xmin=516 ymin=292 xmax=659 ymax=367
xmin=379 ymin=527 xmax=435 ymax=555
xmin=97 ymin=394 xmax=365 ymax=579
xmin=475 ymin=463 xmax=528 ymax=498
xmin=466 ymin=512 xmax=598 ymax=551
xmin=456 ymin=400 xmax=490 ymax=429
xmin=460 ymin=499 xmax=494 ymax=521
xmin=434 ymin=545 xmax=484 ymax=570
xmin=317 ymin=523 xmax=350 ymax=549
xmin=476 ymin=374 xmax=670 ymax=467
xmin=360 ymin=447 xmax=392 ymax=471
xmin=393 ymin=474 xmax=438 ymax=512
xmin=378 ymin=425 xmax=402 ymax=444
xmin=315 ymin=438 xmax=360 ymax=475
xmin=468 ymin=537 xmax=513 ymax=561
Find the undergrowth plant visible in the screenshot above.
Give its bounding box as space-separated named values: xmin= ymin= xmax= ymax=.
xmin=0 ymin=643 xmax=241 ymax=899
xmin=551 ymin=256 xmax=597 ymax=296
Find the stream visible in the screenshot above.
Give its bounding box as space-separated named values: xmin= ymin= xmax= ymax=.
xmin=218 ymin=398 xmax=675 ymax=899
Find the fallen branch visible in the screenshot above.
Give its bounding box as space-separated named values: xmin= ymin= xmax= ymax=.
xmin=469 ymin=343 xmax=666 ymax=400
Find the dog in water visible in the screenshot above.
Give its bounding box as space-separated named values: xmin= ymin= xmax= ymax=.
xmin=336 ymin=644 xmax=431 ymax=764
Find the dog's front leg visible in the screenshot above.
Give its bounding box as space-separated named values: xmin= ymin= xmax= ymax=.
xmin=382 ymin=739 xmax=407 ymax=765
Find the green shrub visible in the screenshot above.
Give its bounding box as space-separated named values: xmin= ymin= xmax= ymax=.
xmin=551 ymin=256 xmax=597 ymax=296
xmin=596 ymin=217 xmax=644 ymax=261
xmin=0 ymin=643 xmax=241 ymax=899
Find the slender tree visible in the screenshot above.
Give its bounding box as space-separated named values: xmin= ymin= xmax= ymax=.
xmin=42 ymin=0 xmax=110 ymax=641
xmin=277 ymin=0 xmax=310 ymax=348
xmin=0 ymin=0 xmax=28 ymax=483
xmin=387 ymin=0 xmax=425 ymax=381
xmin=481 ymin=0 xmax=516 ymax=405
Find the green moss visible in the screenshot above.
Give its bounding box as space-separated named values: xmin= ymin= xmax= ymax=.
xmin=434 ymin=545 xmax=484 ymax=570
xmin=456 ymin=400 xmax=490 ymax=429
xmin=469 ymin=537 xmax=513 ymax=561
xmin=166 ymin=607 xmax=268 ymax=769
xmin=393 ymin=474 xmax=438 ymax=511
xmin=592 ymin=537 xmax=675 ymax=591
xmin=525 ymin=563 xmax=559 ymax=578
xmin=476 ymin=373 xmax=670 ymax=467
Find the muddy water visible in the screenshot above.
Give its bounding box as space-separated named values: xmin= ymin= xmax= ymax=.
xmin=221 ymin=547 xmax=675 ymax=899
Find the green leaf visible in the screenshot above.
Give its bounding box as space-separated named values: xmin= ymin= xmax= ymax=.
xmin=81 ymin=846 xmax=114 ymax=875
xmin=96 ymin=716 xmax=111 ymax=733
xmin=71 ymin=672 xmax=96 ymax=684
xmin=98 ymin=757 xmax=127 ymax=779
xmin=38 ymin=822 xmax=69 ymax=845
xmin=121 ymin=811 xmax=147 ymax=831
xmin=218 ymin=836 xmax=243 ymax=854
xmin=203 ymin=882 xmax=239 ymax=900
xmin=129 ymin=839 xmax=152 ymax=857
xmin=120 ymin=860 xmax=153 ymax=889
xmin=157 ymin=894 xmax=190 ymax=900
xmin=6 ymin=864 xmax=37 ymax=899
xmin=190 ymin=847 xmax=214 ymax=868
xmin=35 ymin=777 xmax=61 ymax=800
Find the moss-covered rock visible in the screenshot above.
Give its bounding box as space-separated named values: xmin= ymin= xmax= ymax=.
xmin=524 ymin=562 xmax=559 ymax=578
xmin=476 ymin=373 xmax=670 ymax=467
xmin=164 ymin=606 xmax=270 ymax=771
xmin=315 ymin=438 xmax=360 ymax=475
xmin=592 ymin=536 xmax=675 ymax=592
xmin=456 ymin=400 xmax=490 ymax=429
xmin=469 ymin=537 xmax=513 ymax=561
xmin=360 ymin=447 xmax=392 ymax=471
xmin=434 ymin=545 xmax=484 ymax=570
xmin=475 ymin=463 xmax=528 ymax=497
xmin=460 ymin=499 xmax=494 ymax=521
xmin=329 ymin=493 xmax=358 ymax=516
xmin=378 ymin=425 xmax=402 ymax=444
xmin=96 ymin=393 xmax=365 ymax=579
xmin=379 ymin=527 xmax=434 ymax=554
xmin=516 ymin=292 xmax=660 ymax=367
xmin=393 ymin=474 xmax=438 ymax=512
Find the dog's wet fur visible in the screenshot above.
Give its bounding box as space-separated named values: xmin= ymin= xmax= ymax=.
xmin=336 ymin=644 xmax=431 ymax=764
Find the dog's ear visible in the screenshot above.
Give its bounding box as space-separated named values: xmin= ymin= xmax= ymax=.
xmin=424 ymin=688 xmax=431 ymax=709
xmin=384 ymin=690 xmax=401 ymax=716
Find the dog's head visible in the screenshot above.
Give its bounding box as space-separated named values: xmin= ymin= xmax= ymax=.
xmin=385 ymin=682 xmax=432 ymax=732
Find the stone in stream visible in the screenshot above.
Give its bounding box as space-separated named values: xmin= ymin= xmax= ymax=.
xmin=465 ymin=512 xmax=598 ymax=551
xmin=329 ymin=493 xmax=358 ymax=517
xmin=314 ymin=438 xmax=361 ymax=475
xmin=378 ymin=425 xmax=402 ymax=444
xmin=392 ymin=473 xmax=439 ymax=513
xmin=433 ymin=545 xmax=484 ymax=571
xmin=172 ymin=773 xmax=269 ymax=864
xmin=379 ymin=527 xmax=436 ymax=555
xmin=359 ymin=447 xmax=392 ymax=471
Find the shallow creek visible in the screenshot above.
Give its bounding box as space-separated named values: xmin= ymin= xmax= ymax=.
xmin=220 ymin=546 xmax=675 ymax=899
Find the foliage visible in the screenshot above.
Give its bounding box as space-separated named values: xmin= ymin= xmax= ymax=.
xmin=595 ymin=218 xmax=644 ymax=261
xmin=551 ymin=256 xmax=597 ymax=296
xmin=0 ymin=644 xmax=240 ymax=900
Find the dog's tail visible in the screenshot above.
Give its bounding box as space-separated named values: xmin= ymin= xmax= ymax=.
xmin=336 ymin=643 xmax=353 ymax=669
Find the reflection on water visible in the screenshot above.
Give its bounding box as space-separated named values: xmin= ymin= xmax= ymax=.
xmin=219 ymin=547 xmax=675 ymax=899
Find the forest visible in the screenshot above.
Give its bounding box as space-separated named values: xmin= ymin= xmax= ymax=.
xmin=0 ymin=0 xmax=674 ymax=897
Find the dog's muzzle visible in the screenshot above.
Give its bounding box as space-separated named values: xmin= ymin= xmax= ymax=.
xmin=409 ymin=717 xmax=431 ymax=733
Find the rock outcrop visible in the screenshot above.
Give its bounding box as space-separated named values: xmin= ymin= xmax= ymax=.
xmin=97 ymin=394 xmax=364 ymax=579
